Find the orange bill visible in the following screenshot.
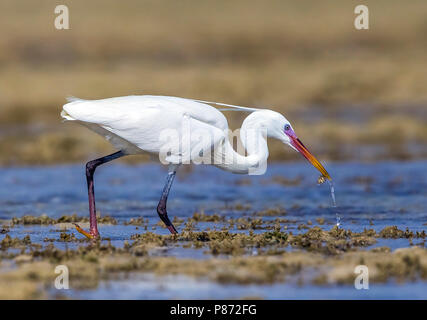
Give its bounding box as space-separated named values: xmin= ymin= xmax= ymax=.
xmin=290 ymin=137 xmax=331 ymax=180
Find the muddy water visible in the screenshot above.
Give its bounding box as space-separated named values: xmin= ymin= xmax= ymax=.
xmin=1 ymin=160 xmax=426 ymax=299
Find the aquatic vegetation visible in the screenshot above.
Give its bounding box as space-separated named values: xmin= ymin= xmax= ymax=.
xmin=7 ymin=214 xmax=118 ymax=226
xmin=316 ymin=218 xmax=325 ymax=225
xmin=234 ymin=218 xmax=264 ymax=230
xmin=0 ymin=226 xmax=10 ymax=234
xmin=1 ymin=234 xmax=32 ymax=250
xmin=190 ymin=212 xmax=225 ymax=222
xmin=11 ymin=215 xmax=56 ymax=225
xmin=378 ymin=226 xmax=425 ymax=239
xmin=1 ymin=233 xmax=427 ymax=299
xmin=254 ymin=207 xmax=286 ymax=217
xmin=124 ymin=217 xmax=148 ymax=226
xmin=58 ymin=232 xmax=78 ymax=242
xmin=1 ymin=216 xmax=427 ymax=299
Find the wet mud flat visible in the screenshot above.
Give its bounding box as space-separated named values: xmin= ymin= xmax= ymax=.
xmin=0 ymin=161 xmax=426 ymax=299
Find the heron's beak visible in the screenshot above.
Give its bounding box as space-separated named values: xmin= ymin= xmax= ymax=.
xmin=290 ymin=136 xmax=331 ymax=180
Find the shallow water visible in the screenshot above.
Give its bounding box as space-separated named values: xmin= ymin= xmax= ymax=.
xmin=1 ymin=160 xmax=427 ymax=299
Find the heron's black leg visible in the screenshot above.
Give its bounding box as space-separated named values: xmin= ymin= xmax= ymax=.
xmin=75 ymin=150 xmax=126 ymax=239
xmin=157 ymin=170 xmax=178 ymax=234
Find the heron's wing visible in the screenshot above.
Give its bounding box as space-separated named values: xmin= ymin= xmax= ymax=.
xmin=61 ymin=95 xmax=227 ymax=159
xmin=150 ymin=96 xmax=230 ymax=131
xmin=62 ymin=96 xmax=160 ymax=128
xmin=62 ymin=95 xmax=229 ymax=131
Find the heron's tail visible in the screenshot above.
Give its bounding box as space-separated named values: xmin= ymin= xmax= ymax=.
xmin=60 ymin=96 xmax=84 ymax=121
xmin=60 ymin=109 xmax=75 ymax=121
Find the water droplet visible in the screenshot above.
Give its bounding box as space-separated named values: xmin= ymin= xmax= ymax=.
xmin=327 ymin=180 xmax=341 ymax=227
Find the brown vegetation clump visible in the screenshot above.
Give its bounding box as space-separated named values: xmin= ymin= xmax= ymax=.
xmin=1 ymin=216 xmax=427 ymax=299
xmin=9 ymin=214 xmax=117 ymax=226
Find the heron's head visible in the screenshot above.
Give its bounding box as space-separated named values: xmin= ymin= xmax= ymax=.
xmin=253 ymin=110 xmax=331 ymax=180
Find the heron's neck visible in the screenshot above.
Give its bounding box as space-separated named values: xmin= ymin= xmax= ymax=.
xmin=215 ymin=115 xmax=269 ymax=175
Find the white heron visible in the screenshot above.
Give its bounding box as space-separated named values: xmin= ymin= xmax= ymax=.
xmin=61 ymin=95 xmax=330 ymax=239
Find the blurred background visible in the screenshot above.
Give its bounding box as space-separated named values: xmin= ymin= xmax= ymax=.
xmin=0 ymin=0 xmax=426 ymax=166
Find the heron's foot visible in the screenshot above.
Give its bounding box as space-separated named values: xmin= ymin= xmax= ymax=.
xmin=157 ymin=206 xmax=178 ymax=234
xmin=73 ymin=223 xmax=100 ymax=240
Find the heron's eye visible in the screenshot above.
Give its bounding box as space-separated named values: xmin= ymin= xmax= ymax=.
xmin=284 ymin=124 xmax=290 ymax=131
